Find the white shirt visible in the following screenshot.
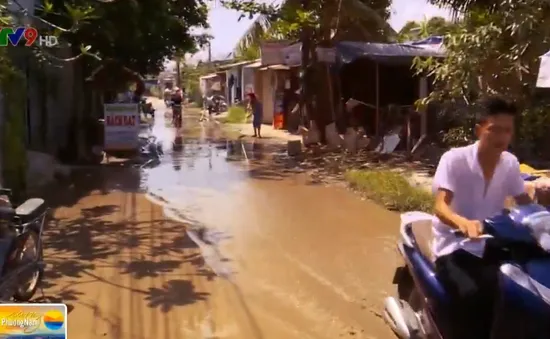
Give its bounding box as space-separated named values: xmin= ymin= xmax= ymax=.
xmin=431 ymin=142 xmax=525 ymax=258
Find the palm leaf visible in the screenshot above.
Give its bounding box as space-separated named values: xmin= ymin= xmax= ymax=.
xmin=233 ymin=14 xmax=273 ymax=54
xmin=233 ymin=0 xmax=396 ymax=54
xmin=427 ymin=0 xmax=496 ymax=16
xmin=333 ymin=0 xmax=396 ymax=41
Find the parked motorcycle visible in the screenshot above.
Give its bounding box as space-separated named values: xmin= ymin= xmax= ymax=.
xmin=384 ymin=198 xmax=550 ymax=338
xmin=214 ymin=95 xmax=227 ymax=113
xmin=140 ymin=98 xmax=155 ymax=120
xmin=0 ymin=189 xmax=46 ymax=302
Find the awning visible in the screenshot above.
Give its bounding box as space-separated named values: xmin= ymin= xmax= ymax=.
xmin=200 ymin=73 xmax=218 ymax=80
xmin=269 ymin=64 xmax=290 ymax=70
xmin=257 ymin=64 xmax=289 ymax=71
xmin=336 ymin=41 xmax=445 ymax=65
xmin=244 ymin=60 xmax=262 ymax=68
xmin=217 ymin=60 xmax=256 ymax=70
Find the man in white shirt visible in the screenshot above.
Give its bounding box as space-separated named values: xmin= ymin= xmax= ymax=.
xmin=432 ymin=97 xmax=532 ymax=339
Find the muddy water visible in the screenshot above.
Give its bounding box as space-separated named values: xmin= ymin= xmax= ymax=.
xmin=43 ymin=100 xmax=401 ymax=339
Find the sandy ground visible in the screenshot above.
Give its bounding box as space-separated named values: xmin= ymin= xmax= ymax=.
xmin=39 ymin=100 xmax=401 ymax=339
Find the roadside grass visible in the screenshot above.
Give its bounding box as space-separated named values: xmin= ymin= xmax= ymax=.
xmin=345 ymin=169 xmax=434 ymax=212
xmin=222 ymin=105 xmax=249 ymax=124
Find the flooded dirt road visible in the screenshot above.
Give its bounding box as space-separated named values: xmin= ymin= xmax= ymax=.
xmin=43 ymin=100 xmax=401 ymax=339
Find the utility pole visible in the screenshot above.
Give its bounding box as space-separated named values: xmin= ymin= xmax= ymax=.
xmin=176 ymin=57 xmax=181 ymax=88
xmin=300 ymin=0 xmax=313 ymax=127
xmin=208 ymin=42 xmax=212 ymax=63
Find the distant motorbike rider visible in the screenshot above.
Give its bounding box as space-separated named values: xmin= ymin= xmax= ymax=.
xmin=171 ymin=88 xmax=183 ymax=126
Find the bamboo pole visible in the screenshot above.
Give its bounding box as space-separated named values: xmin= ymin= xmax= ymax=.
xmin=375 ymin=62 xmax=380 ymax=137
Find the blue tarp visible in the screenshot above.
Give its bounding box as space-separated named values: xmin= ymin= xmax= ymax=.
xmin=335 ymin=41 xmax=445 ymax=64
xmin=408 ymin=36 xmax=444 ymax=46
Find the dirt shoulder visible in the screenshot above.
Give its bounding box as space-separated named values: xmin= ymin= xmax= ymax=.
xmin=221 ymin=122 xmax=302 ymax=143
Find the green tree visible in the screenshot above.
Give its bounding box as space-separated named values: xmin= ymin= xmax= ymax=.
xmin=397 ymin=16 xmax=454 ymax=42
xmin=182 ymin=62 xmax=216 ymax=103
xmin=41 ymin=0 xmax=209 ymax=75
xmin=413 ymin=1 xmax=550 ymax=158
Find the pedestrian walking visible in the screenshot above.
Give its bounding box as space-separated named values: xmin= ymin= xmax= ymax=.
xmin=247 ymin=93 xmax=263 ymax=138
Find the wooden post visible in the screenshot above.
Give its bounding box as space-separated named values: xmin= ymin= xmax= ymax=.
xmin=406 ymin=108 xmax=411 ymax=152
xmin=326 ymin=64 xmax=335 ymax=121
xmin=375 ymin=62 xmax=380 ymax=137
xmin=419 ymin=77 xmax=428 ymax=136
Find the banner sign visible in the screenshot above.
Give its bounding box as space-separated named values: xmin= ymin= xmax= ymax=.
xmin=104 ymin=103 xmax=140 ymax=151
xmin=283 ymin=43 xmax=301 ymax=66
xmin=316 ymin=47 xmax=336 ymax=63
xmin=260 ymin=41 xmax=291 ymax=65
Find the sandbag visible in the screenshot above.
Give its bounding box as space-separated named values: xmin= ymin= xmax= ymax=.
xmin=300 ymin=120 xmax=320 ymax=145
xmin=287 ymin=140 xmax=302 ymax=156
xmin=325 ymin=122 xmax=343 ymax=149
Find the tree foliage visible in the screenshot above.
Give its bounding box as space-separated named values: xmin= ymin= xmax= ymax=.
xmin=226 ymin=0 xmax=395 ymax=54
xmin=182 ymin=62 xmax=216 ymax=103
xmin=397 ymin=16 xmax=455 ymax=42
xmin=414 ymin=0 xmax=550 ymax=157
xmin=40 ymin=0 xmax=209 ymax=74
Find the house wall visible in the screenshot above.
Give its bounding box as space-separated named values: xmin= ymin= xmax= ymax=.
xmin=26 ymin=48 xmax=76 ymax=155
xmin=260 ymin=70 xmax=275 ymax=124
xmin=253 ymin=70 xmax=263 ymax=102
xmin=242 ymin=67 xmax=255 ymax=99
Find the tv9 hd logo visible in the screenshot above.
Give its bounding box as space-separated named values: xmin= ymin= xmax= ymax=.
xmin=0 ymin=27 xmax=58 ymax=47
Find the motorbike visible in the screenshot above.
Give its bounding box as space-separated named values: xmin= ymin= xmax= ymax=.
xmin=384 ymin=198 xmax=550 ymax=338
xmin=0 ymin=189 xmax=46 ymax=302
xmin=140 ymin=98 xmax=155 ymax=120
xmin=139 ymin=135 xmax=163 ymax=168
xmin=214 ymin=95 xmax=227 ymax=113
xmin=206 ymin=95 xmax=227 ymax=115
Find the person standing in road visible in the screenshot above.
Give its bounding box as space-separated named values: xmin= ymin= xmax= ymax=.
xmin=247 ymin=93 xmax=263 ymax=138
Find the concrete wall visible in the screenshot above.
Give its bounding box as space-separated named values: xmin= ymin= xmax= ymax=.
xmin=26 ymin=49 xmax=76 ymax=155
xmin=260 ymin=70 xmax=275 ymax=124
xmin=242 ymin=67 xmax=255 ymax=99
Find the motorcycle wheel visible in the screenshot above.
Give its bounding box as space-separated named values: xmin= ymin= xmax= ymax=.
xmin=396 ymin=267 xmax=435 ymax=338
xmin=11 ymin=231 xmax=43 ymax=301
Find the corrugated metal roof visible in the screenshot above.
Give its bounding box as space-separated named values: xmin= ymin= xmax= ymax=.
xmin=269 ymin=64 xmax=290 ymax=70
xmin=244 ymin=60 xmax=262 ymax=68
xmin=200 ymin=73 xmax=218 ymax=80
xmin=217 ymin=60 xmax=256 ymax=70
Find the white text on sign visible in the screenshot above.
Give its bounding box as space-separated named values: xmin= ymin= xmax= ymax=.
xmin=105 ymin=116 xmax=137 ymax=126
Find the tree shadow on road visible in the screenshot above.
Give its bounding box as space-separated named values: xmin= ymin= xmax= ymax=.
xmin=37 ymin=168 xmax=221 ymax=317
xmin=145 ymin=279 xmax=208 ymax=312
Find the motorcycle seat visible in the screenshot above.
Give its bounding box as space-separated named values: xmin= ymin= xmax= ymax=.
xmin=411 ymin=220 xmax=435 ymax=264
xmin=14 ymin=198 xmax=46 ymax=224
